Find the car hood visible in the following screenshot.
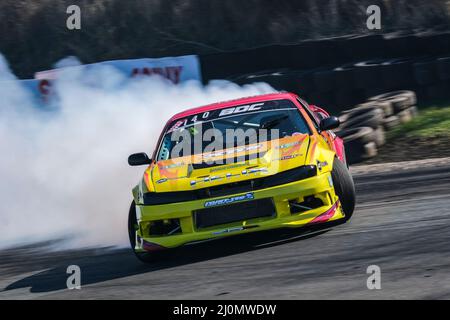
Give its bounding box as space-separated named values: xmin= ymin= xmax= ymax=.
xmin=148 ymin=134 xmax=311 ymax=192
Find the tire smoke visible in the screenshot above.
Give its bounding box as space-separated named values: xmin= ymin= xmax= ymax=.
xmin=0 ymin=55 xmax=274 ymax=249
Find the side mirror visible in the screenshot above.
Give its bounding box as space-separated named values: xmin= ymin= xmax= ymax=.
xmin=128 ymin=153 xmax=152 ymax=166
xmin=319 ymin=116 xmax=340 ymax=131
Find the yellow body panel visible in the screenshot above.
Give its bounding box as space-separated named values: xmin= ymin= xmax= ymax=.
xmin=150 ymin=134 xmax=310 ymax=193
xmin=132 ymin=132 xmax=344 ymax=251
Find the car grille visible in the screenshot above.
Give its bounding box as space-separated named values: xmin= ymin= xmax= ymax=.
xmin=194 ymin=198 xmax=275 ymax=229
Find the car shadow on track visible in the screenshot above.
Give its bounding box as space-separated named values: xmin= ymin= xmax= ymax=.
xmin=3 ymin=226 xmax=331 ymax=294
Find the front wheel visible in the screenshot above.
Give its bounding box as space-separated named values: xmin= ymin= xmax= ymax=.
xmin=331 ymin=158 xmax=356 ymax=222
xmin=128 ymin=201 xmax=169 ymax=263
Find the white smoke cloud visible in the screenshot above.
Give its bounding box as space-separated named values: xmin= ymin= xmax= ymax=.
xmin=0 ymin=54 xmax=275 ymax=249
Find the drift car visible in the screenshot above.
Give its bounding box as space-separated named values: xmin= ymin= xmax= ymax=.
xmin=128 ymin=92 xmax=355 ymax=262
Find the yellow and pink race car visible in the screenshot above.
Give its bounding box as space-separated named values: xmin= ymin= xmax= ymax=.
xmin=128 ymin=92 xmax=355 ymax=262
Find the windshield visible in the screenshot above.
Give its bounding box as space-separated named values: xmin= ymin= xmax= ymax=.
xmin=157 ymin=99 xmax=310 ymax=161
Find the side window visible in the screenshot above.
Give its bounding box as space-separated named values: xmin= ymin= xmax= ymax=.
xmin=297 ymin=98 xmax=320 ymax=130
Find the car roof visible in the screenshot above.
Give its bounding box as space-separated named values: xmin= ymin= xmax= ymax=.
xmin=169 ymin=92 xmax=299 ymax=122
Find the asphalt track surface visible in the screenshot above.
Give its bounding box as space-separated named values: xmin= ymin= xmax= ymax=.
xmin=1 ymin=160 xmax=450 ymax=299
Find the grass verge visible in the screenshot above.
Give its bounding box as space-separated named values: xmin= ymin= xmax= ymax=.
xmin=364 ymin=104 xmax=450 ymax=164
xmin=388 ymin=106 xmax=450 ymax=139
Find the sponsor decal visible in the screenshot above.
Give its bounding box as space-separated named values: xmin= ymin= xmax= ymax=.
xmin=204 ymin=193 xmax=254 ymax=207
xmin=276 ymin=141 xmax=301 ymax=149
xmin=212 ymin=225 xmax=258 ymax=235
xmin=248 ymin=167 xmax=268 ymax=174
xmin=167 ymin=119 xmax=187 ymax=133
xmin=157 ymin=160 xmax=186 ymax=180
xmin=190 ymin=174 xmax=226 ymax=186
xmin=190 ymin=167 xmax=268 ymax=187
xmin=317 ymin=160 xmax=328 ymax=171
xmin=161 ymin=162 xmax=185 ymax=170
xmin=165 ymin=100 xmax=298 ymax=133
xmin=202 ymin=144 xmax=263 ymax=159
xmin=279 ymin=154 xmax=300 ymax=161
xmin=212 ymin=227 xmax=244 ymax=235
xmin=210 ymin=163 xmax=247 ymax=173
xmin=218 ymin=103 xmax=264 ymax=117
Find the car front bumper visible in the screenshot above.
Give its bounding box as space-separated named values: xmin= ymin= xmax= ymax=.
xmin=134 ymin=171 xmax=345 ymax=252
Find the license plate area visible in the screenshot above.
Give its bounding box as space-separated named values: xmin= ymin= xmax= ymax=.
xmin=194 ymin=198 xmax=275 ymax=229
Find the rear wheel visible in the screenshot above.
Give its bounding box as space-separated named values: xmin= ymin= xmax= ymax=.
xmin=331 ymin=158 xmax=356 ymax=222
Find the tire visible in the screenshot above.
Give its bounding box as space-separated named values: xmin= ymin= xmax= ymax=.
xmin=363 ymin=141 xmax=378 ymax=158
xmin=338 ymin=127 xmax=377 ymax=164
xmin=345 ymin=141 xmax=378 ymax=164
xmin=340 ymin=109 xmax=384 ymax=130
xmin=410 ymin=106 xmax=419 ymax=117
xmin=341 ymin=101 xmax=393 ymax=118
xmin=397 ymin=107 xmax=414 ymax=124
xmin=368 ymin=90 xmax=417 ymax=106
xmin=336 ymin=127 xmax=375 ymax=145
xmin=340 ymin=104 xmax=381 ymax=118
xmin=373 ymin=126 xmax=386 ymax=147
xmin=383 ymin=115 xmax=401 ymax=130
xmin=128 ymin=201 xmax=170 ymax=263
xmin=331 ymin=158 xmax=356 ymax=222
xmin=390 ymin=96 xmax=413 ymax=113
xmin=359 ymin=100 xmax=394 ymax=117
